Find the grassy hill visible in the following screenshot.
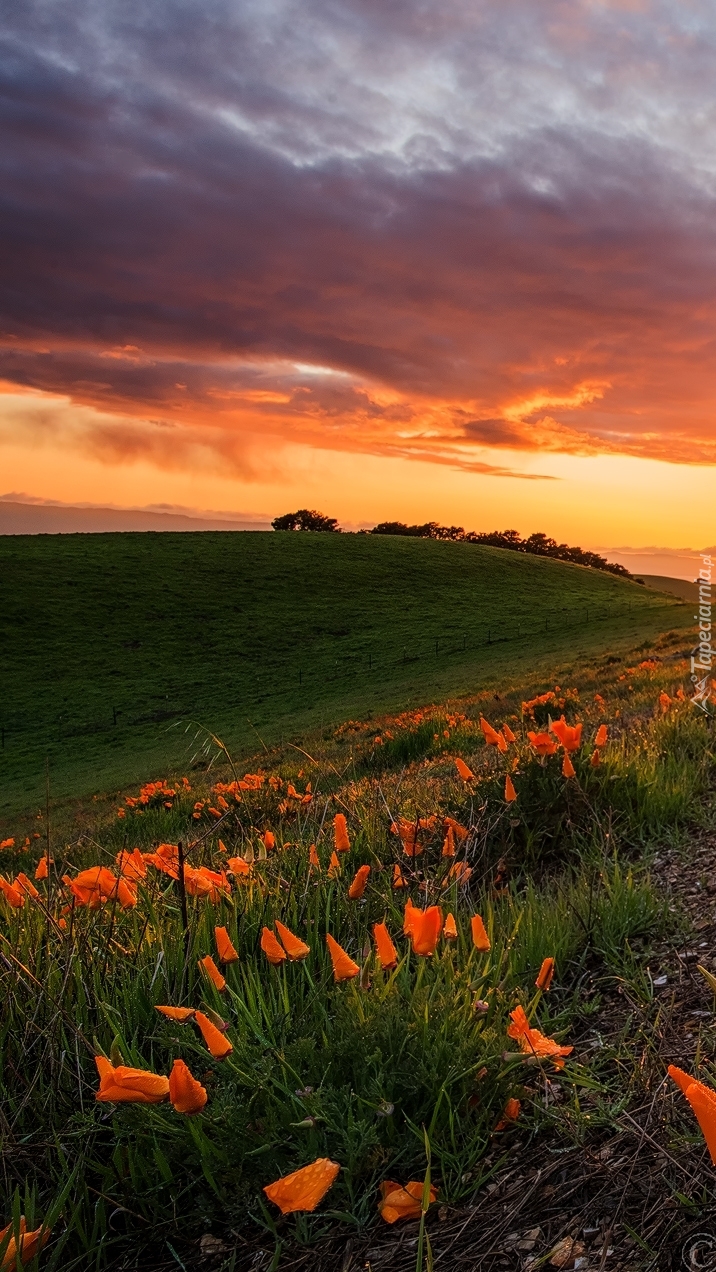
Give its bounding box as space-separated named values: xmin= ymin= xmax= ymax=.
xmin=637 ymin=573 xmax=699 ymax=603
xmin=0 ymin=531 xmax=689 ymax=814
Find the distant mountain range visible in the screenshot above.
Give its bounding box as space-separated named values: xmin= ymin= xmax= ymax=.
xmin=0 ymin=500 xmax=271 ymax=534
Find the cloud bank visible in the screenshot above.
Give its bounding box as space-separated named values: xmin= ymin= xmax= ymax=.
xmin=2 ymin=0 xmax=716 ymax=477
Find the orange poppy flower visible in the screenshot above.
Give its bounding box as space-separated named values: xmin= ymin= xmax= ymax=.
xmin=392 ymin=818 xmax=424 ymax=858
xmin=328 ymin=850 xmax=341 ymax=879
xmin=378 ymin=1179 xmax=438 ymax=1224
xmin=169 ymin=1057 xmax=208 ymax=1115
xmin=550 ymin=717 xmax=583 ymax=752
xmin=326 ymin=933 xmax=360 ymax=981
xmin=214 ymin=925 xmax=239 ymax=964
xmin=444 ymin=817 xmax=468 ymax=841
xmin=116 ymin=848 xmax=147 ymax=880
xmin=535 ymin=957 xmax=554 ymax=991
xmin=64 ymin=866 xmax=120 ymax=908
xmin=504 ymin=774 xmax=517 ymax=802
xmin=262 ymin=830 xmax=276 ymax=852
xmin=448 ymin=860 xmax=472 ymax=884
xmin=348 ymin=864 xmax=371 ymax=899
xmin=471 ymin=914 xmax=491 ymax=952
xmin=594 ymin=724 xmax=608 ymax=748
xmin=263 ymin=1158 xmax=340 ymax=1214
xmin=410 ymin=906 xmax=442 ymax=957
xmin=95 ymin=1056 xmax=170 ymax=1104
xmin=333 ymin=813 xmax=350 ymax=852
xmin=373 ymin=921 xmax=398 ymax=969
xmin=309 ymin=843 xmax=321 ymax=871
xmin=527 ymin=731 xmax=558 ymax=756
xmin=199 ymin=955 xmax=226 ymax=992
xmin=143 ymin=842 xmax=180 ymax=878
xmin=455 ymin=758 xmax=474 ymax=781
xmin=194 ymin=1010 xmax=233 ymax=1058
xmin=261 ymin=926 xmax=287 ymax=965
xmin=275 ymin=919 xmax=310 ymax=960
xmin=392 ymin=864 xmax=406 ymax=889
xmin=561 ymin=753 xmax=576 ymax=779
xmin=34 ymin=856 xmax=51 ymax=881
xmin=659 ymin=691 xmax=672 ymax=713
xmin=227 ymin=855 xmax=252 ymax=878
xmin=480 ymin=717 xmax=501 ymax=746
xmin=668 ymin=1065 xmax=716 ymax=1163
xmin=0 ymin=1218 xmax=50 ymax=1270
xmin=590 ymin=748 xmax=601 ymax=767
xmin=503 ymin=723 xmax=517 ymax=744
xmin=155 ymin=1005 xmax=196 ymax=1022
xmin=443 ymin=912 xmax=458 ymax=940
xmin=14 ymin=873 xmax=39 ymax=900
xmin=403 ymin=899 xmax=422 ymax=939
xmin=507 ymin=1005 xmax=573 ymax=1069
xmin=442 ymin=827 xmax=456 ymax=857
xmin=495 ymin=1097 xmax=521 ymax=1131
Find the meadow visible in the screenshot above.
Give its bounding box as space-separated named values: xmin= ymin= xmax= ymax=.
xmin=0 ymin=532 xmax=688 ymax=816
xmin=1 ymin=615 xmax=715 ymax=1272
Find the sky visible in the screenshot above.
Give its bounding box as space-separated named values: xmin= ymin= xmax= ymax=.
xmin=2 ymin=0 xmax=716 ymax=549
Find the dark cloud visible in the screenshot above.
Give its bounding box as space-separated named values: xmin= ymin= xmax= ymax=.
xmin=2 ymin=0 xmax=716 ymax=470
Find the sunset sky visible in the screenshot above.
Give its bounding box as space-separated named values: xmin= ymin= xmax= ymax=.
xmin=2 ymin=0 xmax=716 ymax=548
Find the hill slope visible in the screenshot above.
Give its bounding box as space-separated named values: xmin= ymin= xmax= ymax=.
xmin=0 ymin=532 xmax=688 ymax=812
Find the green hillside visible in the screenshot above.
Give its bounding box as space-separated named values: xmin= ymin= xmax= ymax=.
xmin=0 ymin=532 xmax=688 ymax=814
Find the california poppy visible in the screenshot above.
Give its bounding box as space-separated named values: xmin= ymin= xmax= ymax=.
xmin=470 ymin=914 xmax=490 ymax=952
xmin=659 ymin=691 xmax=672 ymax=713
xmin=215 ymin=925 xmax=239 ymax=964
xmin=199 ymin=955 xmax=226 ymax=992
xmin=274 ymin=919 xmax=310 ymax=960
xmin=480 ymin=717 xmax=502 ymax=746
xmin=590 ymin=748 xmax=601 ymax=767
xmin=328 ymin=850 xmax=341 ymax=879
xmin=668 ymin=1065 xmax=716 ymax=1163
xmin=503 ymin=723 xmax=517 ymax=744
xmin=227 ymin=855 xmax=251 ymax=878
xmin=194 ymin=1010 xmax=233 ymax=1059
xmin=0 ymin=877 xmax=25 ymax=908
xmin=455 ymin=758 xmax=474 ymax=781
xmin=373 ymin=921 xmax=398 ymax=970
xmin=64 ymin=866 xmax=120 ymax=908
xmin=442 ymin=826 xmax=456 ymax=857
xmin=561 ymin=753 xmax=576 ymax=778
xmin=183 ymin=865 xmax=230 ymax=903
xmin=410 ymin=906 xmax=442 ymax=957
xmin=527 ymin=731 xmax=558 ymax=756
xmin=14 ymin=873 xmax=39 ymax=900
xmin=0 ymin=1218 xmax=50 ymax=1270
xmin=535 ymin=957 xmax=554 ymax=991
xmin=444 ymin=817 xmax=468 ymax=841
xmin=550 ymin=717 xmax=583 ymax=752
xmin=348 ymin=864 xmax=371 ymax=899
xmin=443 ymin=912 xmax=458 ymax=940
xmin=504 ymin=774 xmax=517 ymax=802
xmin=403 ymin=899 xmax=422 ymax=939
xmin=261 ymin=926 xmax=287 ymax=965
xmin=326 ymin=933 xmax=360 ymax=981
xmin=309 ymin=843 xmax=321 ymax=871
xmin=169 ymin=1057 xmax=208 ymax=1115
xmin=507 ymin=1005 xmax=573 ymax=1068
xmin=95 ymin=1056 xmax=170 ymax=1104
xmin=333 ymin=813 xmax=350 ymax=852
xmin=264 ymin=1158 xmax=340 ymax=1214
xmin=495 ymin=1097 xmax=521 ymax=1131
xmin=448 ymin=860 xmax=472 ymax=883
xmin=594 ymin=724 xmax=608 ymax=748
xmin=378 ymin=1179 xmax=438 ymax=1224
xmin=115 ymin=848 xmax=147 ymax=880
xmin=34 ymin=856 xmax=50 ymax=881
xmin=143 ymin=842 xmax=180 ymax=878
xmin=155 ymin=1005 xmax=196 ymax=1022
xmin=392 ymin=864 xmax=406 ymax=889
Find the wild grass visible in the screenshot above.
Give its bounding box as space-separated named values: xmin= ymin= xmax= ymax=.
xmin=0 ymin=531 xmax=688 ymax=813
xmin=0 ymin=635 xmax=712 ymax=1270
